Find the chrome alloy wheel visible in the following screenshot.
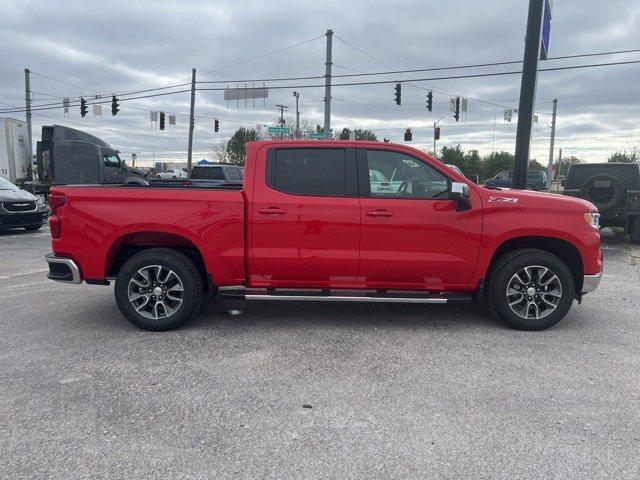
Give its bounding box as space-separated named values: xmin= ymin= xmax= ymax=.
xmin=506 ymin=265 xmax=562 ymax=320
xmin=127 ymin=265 xmax=184 ymax=320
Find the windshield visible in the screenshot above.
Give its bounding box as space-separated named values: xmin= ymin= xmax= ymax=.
xmin=0 ymin=177 xmax=17 ymax=190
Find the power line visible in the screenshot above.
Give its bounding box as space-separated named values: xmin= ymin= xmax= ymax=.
xmin=196 ymin=59 xmax=640 ymax=91
xmin=198 ymin=34 xmax=324 ymax=77
xmin=0 ymin=89 xmax=191 ymax=114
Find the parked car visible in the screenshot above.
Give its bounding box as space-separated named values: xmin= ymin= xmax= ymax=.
xmin=156 ymin=169 xmax=187 ymax=180
xmin=45 ymin=141 xmax=602 ymax=332
xmin=485 ymin=169 xmax=548 ymax=190
xmin=563 ymin=162 xmax=640 ymax=243
xmin=189 ymin=164 xmax=243 ymax=186
xmin=0 ymin=176 xmax=48 ymax=231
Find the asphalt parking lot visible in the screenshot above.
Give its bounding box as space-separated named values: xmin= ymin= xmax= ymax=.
xmin=1 ymin=226 xmax=639 ymax=479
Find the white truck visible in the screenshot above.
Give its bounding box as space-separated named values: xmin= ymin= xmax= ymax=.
xmin=0 ymin=117 xmax=31 ymax=185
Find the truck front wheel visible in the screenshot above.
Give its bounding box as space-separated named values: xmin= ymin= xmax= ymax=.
xmin=114 ymin=248 xmax=203 ymax=331
xmin=486 ymin=249 xmax=575 ymax=330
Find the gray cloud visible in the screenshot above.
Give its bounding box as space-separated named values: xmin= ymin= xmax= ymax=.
xmin=1 ymin=0 xmax=639 ymax=165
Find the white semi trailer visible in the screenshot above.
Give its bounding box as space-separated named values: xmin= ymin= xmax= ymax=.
xmin=0 ymin=117 xmax=31 ymax=184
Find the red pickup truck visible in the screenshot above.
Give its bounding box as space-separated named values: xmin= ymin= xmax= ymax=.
xmin=45 ymin=141 xmax=603 ymax=331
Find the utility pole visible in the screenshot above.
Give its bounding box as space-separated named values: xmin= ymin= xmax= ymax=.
xmin=187 ymin=68 xmax=196 ymax=176
xmin=513 ymin=0 xmax=544 ymax=189
xmin=293 ymin=91 xmax=300 ymax=139
xmin=323 ymin=29 xmax=333 ymax=139
xmin=275 ymin=104 xmax=288 ymax=139
xmin=556 ymin=148 xmax=563 ymax=191
xmin=24 ymin=68 xmax=33 ymax=170
xmin=546 ymin=98 xmax=558 ymax=189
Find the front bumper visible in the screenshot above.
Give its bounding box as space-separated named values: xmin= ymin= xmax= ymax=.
xmin=45 ymin=254 xmax=82 ymax=284
xmin=581 ymin=272 xmax=602 ymax=294
xmin=0 ymin=210 xmax=48 ymax=229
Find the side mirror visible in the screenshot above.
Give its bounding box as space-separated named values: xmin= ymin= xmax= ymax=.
xmin=451 ymin=181 xmax=472 ymax=211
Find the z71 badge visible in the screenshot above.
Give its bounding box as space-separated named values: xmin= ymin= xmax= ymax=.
xmin=488 ymin=196 xmax=518 ymax=204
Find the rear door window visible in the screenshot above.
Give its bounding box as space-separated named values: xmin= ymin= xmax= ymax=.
xmin=267 ymin=148 xmax=348 ymax=196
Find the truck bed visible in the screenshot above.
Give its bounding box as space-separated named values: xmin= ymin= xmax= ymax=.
xmin=50 ymin=184 xmax=246 ymax=285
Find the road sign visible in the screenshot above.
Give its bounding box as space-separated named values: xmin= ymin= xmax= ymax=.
xmin=268 ymin=126 xmax=291 ymax=134
xmin=224 ymin=87 xmax=269 ymax=101
xmin=309 ymin=132 xmax=325 ymax=139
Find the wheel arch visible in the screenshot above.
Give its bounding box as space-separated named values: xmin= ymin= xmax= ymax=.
xmin=105 ymin=231 xmax=209 ymax=287
xmin=485 ymin=236 xmax=584 ymax=294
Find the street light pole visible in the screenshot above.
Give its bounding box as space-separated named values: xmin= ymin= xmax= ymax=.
xmin=293 ymin=91 xmax=300 ymax=139
xmin=323 ymin=29 xmax=333 ymax=139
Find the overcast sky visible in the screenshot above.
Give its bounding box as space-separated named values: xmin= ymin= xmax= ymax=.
xmin=1 ymin=0 xmax=639 ymax=166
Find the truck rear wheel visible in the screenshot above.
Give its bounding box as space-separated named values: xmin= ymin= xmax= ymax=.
xmin=114 ymin=248 xmax=203 ymax=331
xmin=486 ymin=249 xmax=575 ymax=330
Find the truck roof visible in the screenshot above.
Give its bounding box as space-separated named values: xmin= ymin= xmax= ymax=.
xmin=246 ymin=140 xmax=434 ymax=157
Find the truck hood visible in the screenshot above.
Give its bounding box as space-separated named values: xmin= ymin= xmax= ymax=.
xmin=0 ymin=188 xmax=38 ymax=203
xmin=480 ymin=187 xmax=597 ymax=212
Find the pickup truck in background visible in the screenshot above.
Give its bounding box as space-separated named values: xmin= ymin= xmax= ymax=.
xmin=189 ymin=163 xmax=244 ymax=187
xmin=45 ymin=141 xmax=602 ymax=332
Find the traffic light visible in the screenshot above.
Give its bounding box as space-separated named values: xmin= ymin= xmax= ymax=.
xmin=80 ymin=97 xmax=87 ymax=117
xmin=426 ymin=90 xmax=433 ymax=112
xmin=111 ymin=95 xmax=119 ymax=116
xmin=394 ymin=83 xmax=401 ymax=105
xmin=434 ymin=127 xmax=441 ymax=140
xmin=214 ymin=119 xmax=219 ymax=132
xmin=404 ymin=128 xmax=412 ymax=141
xmin=159 ymin=111 xmax=165 ymax=130
xmin=453 ymin=96 xmax=460 ymax=122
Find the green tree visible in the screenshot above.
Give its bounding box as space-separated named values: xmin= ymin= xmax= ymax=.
xmin=553 ymin=156 xmax=581 ymax=177
xmin=226 ymin=128 xmax=259 ymax=165
xmin=338 ymin=128 xmax=377 ymax=141
xmin=608 ymin=150 xmax=638 ymax=163
xmin=439 ymin=145 xmax=465 ymax=166
xmin=463 ymin=149 xmax=484 ymax=182
xmin=529 ymin=159 xmax=546 ymax=170
xmin=482 ymin=151 xmax=514 ymax=180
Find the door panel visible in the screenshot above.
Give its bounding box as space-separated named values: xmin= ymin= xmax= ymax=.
xmin=357 ymin=148 xmax=482 ymax=289
xmin=250 ymin=146 xmax=360 ymax=286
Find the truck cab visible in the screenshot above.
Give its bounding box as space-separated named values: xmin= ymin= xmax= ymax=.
xmin=36 ymin=125 xmax=147 ymax=187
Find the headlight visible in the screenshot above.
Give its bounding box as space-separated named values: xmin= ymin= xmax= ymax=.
xmin=36 ymin=198 xmax=45 ymax=206
xmin=584 ymin=212 xmax=601 ymax=229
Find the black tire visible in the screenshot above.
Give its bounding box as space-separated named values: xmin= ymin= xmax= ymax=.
xmin=24 ymin=225 xmax=43 ymax=231
xmin=579 ymin=173 xmax=625 ymax=210
xmin=526 ymin=184 xmax=536 ymax=191
xmin=114 ymin=248 xmax=203 ymax=331
xmin=631 ymin=218 xmax=640 ymax=245
xmin=486 ymin=248 xmax=575 ymax=331
xmin=156 ymin=175 xmax=162 ymax=180
xmin=172 ymin=175 xmax=177 ymax=179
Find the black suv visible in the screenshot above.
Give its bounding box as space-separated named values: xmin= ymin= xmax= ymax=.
xmin=563 ymin=163 xmax=640 ymax=243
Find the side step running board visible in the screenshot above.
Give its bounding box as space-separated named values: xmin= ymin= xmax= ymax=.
xmin=218 ymin=287 xmax=471 ymax=304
